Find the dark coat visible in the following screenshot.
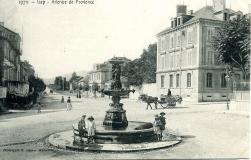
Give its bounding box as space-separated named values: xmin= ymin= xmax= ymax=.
xmin=159 ymin=116 xmax=166 ymax=130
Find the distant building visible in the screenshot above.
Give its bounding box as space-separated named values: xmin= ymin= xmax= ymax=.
xmin=156 ymin=1 xmax=245 ymax=102
xmin=88 ymin=57 xmax=130 ymax=92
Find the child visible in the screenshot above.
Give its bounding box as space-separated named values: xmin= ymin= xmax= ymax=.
xmin=86 ymin=116 xmax=96 ymax=144
xmin=153 ymin=115 xmax=162 ymax=141
xmin=66 ymin=97 xmax=72 ymax=111
xmin=159 ymin=112 xmax=166 ymax=140
xmin=78 ymin=115 xmax=86 ymax=143
xmin=37 ymin=102 xmax=42 ymax=113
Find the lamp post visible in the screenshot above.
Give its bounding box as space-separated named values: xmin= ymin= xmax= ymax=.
xmin=225 ymin=70 xmax=232 ymax=110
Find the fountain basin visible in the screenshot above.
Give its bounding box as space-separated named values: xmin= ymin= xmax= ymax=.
xmin=47 ymin=128 xmax=182 ymax=152
xmin=73 ymin=121 xmax=157 ymax=144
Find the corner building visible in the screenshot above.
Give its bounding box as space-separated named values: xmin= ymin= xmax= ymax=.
xmin=156 ymin=1 xmax=244 ymax=102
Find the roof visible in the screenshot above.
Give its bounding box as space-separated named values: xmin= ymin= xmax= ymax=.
xmin=185 ymin=6 xmax=221 ymax=24
xmin=0 ymin=24 xmax=20 ymax=36
xmin=158 ymin=6 xmax=224 ymax=36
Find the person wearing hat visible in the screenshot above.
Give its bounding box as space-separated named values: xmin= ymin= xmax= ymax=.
xmin=61 ymin=96 xmax=64 ymax=103
xmin=153 ymin=115 xmax=162 ymax=141
xmin=159 ymin=112 xmax=166 ymax=140
xmin=78 ymin=115 xmax=87 ymax=143
xmin=66 ymin=96 xmax=72 ymax=111
xmin=86 ymin=116 xmax=96 ymax=144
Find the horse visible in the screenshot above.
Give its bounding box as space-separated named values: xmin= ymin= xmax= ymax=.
xmin=141 ymin=95 xmax=158 ymax=110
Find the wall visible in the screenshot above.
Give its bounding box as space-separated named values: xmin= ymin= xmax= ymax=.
xmin=129 ymin=83 xmax=157 ymax=100
xmin=230 ymin=91 xmax=250 ymax=111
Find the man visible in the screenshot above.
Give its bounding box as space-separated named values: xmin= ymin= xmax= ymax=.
xmin=78 ymin=115 xmax=86 ymax=143
xmin=159 ymin=112 xmax=166 ymax=140
xmin=61 ymin=96 xmax=64 ymax=103
xmin=167 ymin=89 xmax=172 ymax=96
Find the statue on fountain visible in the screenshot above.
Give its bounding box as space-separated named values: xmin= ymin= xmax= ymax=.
xmin=101 ymin=57 xmax=134 ymax=129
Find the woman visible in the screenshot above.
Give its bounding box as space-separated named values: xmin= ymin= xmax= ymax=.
xmin=86 ymin=116 xmax=96 ymax=144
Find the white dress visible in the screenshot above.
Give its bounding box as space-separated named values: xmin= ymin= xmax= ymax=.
xmin=86 ymin=120 xmax=96 ymax=136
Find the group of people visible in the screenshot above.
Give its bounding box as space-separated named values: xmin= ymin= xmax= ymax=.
xmin=78 ymin=115 xmax=96 ymax=144
xmin=153 ymin=112 xmax=166 ymax=141
xmin=76 ymin=92 xmax=82 ymax=99
xmin=61 ymin=96 xmax=73 ymax=111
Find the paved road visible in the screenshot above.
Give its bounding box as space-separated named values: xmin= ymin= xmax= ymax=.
xmin=0 ymin=91 xmax=249 ymax=160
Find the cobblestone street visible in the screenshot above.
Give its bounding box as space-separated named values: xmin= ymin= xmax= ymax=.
xmin=0 ymin=92 xmax=249 ymax=159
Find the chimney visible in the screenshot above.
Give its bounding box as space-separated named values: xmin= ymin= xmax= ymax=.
xmin=176 ymin=5 xmax=187 ymax=16
xmin=188 ymin=10 xmax=193 ymax=15
xmin=213 ymin=0 xmax=226 ymax=13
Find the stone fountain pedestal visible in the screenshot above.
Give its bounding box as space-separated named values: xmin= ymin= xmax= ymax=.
xmin=103 ymin=103 xmax=128 ymax=128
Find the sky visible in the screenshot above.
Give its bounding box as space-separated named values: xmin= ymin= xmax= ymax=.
xmin=0 ymin=0 xmax=250 ymax=79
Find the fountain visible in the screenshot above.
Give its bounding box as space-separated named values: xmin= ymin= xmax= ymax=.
xmin=92 ymin=57 xmax=157 ymax=144
xmin=47 ymin=57 xmax=181 ymax=151
xmin=102 ymin=57 xmax=133 ymax=128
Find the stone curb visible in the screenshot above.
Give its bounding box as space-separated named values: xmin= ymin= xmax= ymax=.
xmin=48 ymin=130 xmax=182 ymax=152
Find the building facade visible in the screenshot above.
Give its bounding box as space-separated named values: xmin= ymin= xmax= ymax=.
xmin=0 ymin=24 xmax=21 ymax=85
xmin=156 ymin=2 xmax=244 ymax=102
xmin=0 ymin=24 xmax=31 ymax=98
xmin=88 ymin=62 xmax=113 ymax=92
xmin=88 ymin=57 xmax=130 ymax=92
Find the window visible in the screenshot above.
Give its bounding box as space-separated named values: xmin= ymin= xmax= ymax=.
xmin=206 ymin=51 xmax=213 ymax=65
xmin=161 ymin=38 xmax=165 ymax=52
xmin=224 ymin=13 xmax=228 ymax=21
xmin=161 ymin=55 xmax=165 ymax=69
xmin=178 ymin=18 xmax=181 ymax=25
xmin=207 ymin=28 xmax=213 ymax=41
xmin=161 ymin=75 xmax=165 ymax=88
xmin=221 ymin=73 xmax=227 ymax=88
xmin=187 ymin=51 xmax=192 ymax=65
xmin=169 ymin=75 xmax=173 ymax=87
xmin=176 ymin=74 xmax=180 ymax=87
xmin=177 ymin=35 xmax=181 ymax=47
xmin=187 ymin=31 xmax=192 ymax=44
xmin=206 ymin=73 xmax=213 ymax=88
xmin=170 ymin=37 xmax=174 ymax=49
xmin=187 ymin=73 xmax=191 ymax=87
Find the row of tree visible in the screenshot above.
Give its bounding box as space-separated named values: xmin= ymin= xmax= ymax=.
xmin=122 ymin=43 xmax=157 ymax=86
xmin=54 ymin=76 xmax=70 ymax=90
xmin=213 ymin=16 xmax=250 ymax=80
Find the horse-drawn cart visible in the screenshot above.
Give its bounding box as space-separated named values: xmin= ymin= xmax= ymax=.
xmin=158 ymin=95 xmax=177 ymax=108
xmin=139 ymin=94 xmax=182 ymax=109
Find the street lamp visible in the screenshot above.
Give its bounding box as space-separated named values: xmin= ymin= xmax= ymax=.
xmin=225 ymin=73 xmax=231 ymax=110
